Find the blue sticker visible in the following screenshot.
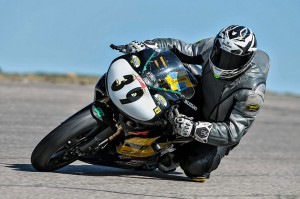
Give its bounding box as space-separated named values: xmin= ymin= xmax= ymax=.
xmin=169 ymin=72 xmax=178 ymax=79
xmin=178 ymin=82 xmax=187 ymax=91
xmin=176 ymin=84 xmax=181 ymax=91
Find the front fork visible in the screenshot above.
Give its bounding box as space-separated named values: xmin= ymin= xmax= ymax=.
xmin=77 ymin=71 xmax=118 ymax=152
xmin=76 ymin=102 xmax=120 ymax=154
xmin=92 ymin=72 xmax=117 ymax=129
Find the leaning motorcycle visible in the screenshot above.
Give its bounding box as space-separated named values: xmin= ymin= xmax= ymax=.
xmin=31 ymin=46 xmax=198 ymax=174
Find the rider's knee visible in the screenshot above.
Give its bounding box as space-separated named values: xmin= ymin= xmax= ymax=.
xmin=180 ymin=156 xmax=213 ymax=178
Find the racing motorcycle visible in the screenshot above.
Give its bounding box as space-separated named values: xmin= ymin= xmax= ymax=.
xmin=31 ymin=46 xmax=198 ymax=173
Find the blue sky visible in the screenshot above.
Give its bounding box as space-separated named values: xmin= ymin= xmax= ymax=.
xmin=0 ymin=0 xmax=299 ymax=95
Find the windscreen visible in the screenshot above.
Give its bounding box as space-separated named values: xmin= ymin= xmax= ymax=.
xmin=139 ymin=48 xmax=196 ymax=99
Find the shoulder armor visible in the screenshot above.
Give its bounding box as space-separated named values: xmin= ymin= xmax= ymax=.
xmin=239 ymin=50 xmax=270 ymax=90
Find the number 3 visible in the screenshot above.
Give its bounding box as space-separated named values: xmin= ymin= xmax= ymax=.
xmin=111 ymin=75 xmax=135 ymax=91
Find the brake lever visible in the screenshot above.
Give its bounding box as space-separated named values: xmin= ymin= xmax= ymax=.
xmin=110 ymin=44 xmax=127 ymax=53
xmin=173 ymin=107 xmax=180 ymax=117
xmin=165 ymin=105 xmax=180 ymax=122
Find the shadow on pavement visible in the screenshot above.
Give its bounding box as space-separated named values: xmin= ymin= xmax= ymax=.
xmin=6 ymin=163 xmax=192 ymax=182
xmin=6 ymin=163 xmax=36 ymax=172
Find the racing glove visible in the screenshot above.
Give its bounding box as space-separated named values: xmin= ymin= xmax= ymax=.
xmin=125 ymin=41 xmax=146 ymax=53
xmin=167 ymin=106 xmax=212 ymax=143
xmin=168 ymin=111 xmax=213 ymax=143
xmin=121 ymin=40 xmax=159 ymax=54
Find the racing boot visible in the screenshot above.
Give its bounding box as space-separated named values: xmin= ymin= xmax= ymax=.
xmin=189 ymin=172 xmax=211 ymax=182
xmin=180 ymin=155 xmax=213 ymax=183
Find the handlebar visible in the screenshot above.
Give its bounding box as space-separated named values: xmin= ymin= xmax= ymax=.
xmin=110 ymin=44 xmax=127 ymax=52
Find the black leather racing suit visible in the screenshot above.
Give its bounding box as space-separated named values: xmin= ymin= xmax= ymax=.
xmin=151 ymin=38 xmax=270 ymax=178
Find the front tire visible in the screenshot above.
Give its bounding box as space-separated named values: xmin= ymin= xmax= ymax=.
xmin=31 ymin=104 xmax=107 ymax=172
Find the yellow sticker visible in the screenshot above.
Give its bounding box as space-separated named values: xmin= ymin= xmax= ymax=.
xmin=153 ymin=106 xmax=162 ymax=114
xmin=165 ymin=75 xmax=178 ymax=91
xmin=246 ymin=104 xmax=260 ymax=112
xmin=160 ymin=56 xmax=167 ymax=67
xmin=154 ymin=94 xmax=167 ymax=107
xmin=130 ymin=55 xmax=141 ymax=68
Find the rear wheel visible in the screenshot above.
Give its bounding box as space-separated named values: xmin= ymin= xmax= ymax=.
xmin=31 ymin=104 xmax=109 ymax=171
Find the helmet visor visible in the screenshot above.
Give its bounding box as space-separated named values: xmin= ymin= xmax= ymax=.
xmin=210 ymin=47 xmax=252 ymax=70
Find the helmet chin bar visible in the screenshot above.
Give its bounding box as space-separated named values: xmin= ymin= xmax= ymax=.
xmin=209 ymin=54 xmax=254 ymax=79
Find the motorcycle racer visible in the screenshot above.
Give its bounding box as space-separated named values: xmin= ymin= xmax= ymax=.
xmin=123 ymin=25 xmax=270 ymax=181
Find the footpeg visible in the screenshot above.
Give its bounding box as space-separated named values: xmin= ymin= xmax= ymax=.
xmin=157 ymin=153 xmax=178 ymax=173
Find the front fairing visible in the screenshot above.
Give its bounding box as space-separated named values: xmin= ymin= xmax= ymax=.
xmin=106 ymin=48 xmax=196 ymax=123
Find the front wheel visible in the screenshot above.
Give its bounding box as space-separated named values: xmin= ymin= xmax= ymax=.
xmin=31 ymin=104 xmax=109 ymax=172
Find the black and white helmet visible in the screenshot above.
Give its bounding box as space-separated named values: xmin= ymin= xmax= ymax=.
xmin=209 ymin=25 xmax=257 ymax=79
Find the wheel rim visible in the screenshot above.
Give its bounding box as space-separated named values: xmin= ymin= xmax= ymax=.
xmin=46 ymin=127 xmax=98 ymax=169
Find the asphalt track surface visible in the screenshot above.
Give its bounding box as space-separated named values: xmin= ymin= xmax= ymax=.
xmin=0 ymin=83 xmax=299 ymax=199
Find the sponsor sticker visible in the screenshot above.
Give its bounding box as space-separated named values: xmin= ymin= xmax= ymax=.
xmin=184 ymin=100 xmax=198 ymax=111
xmin=93 ymin=107 xmax=105 ymax=121
xmin=153 ymin=106 xmax=162 ymax=114
xmin=130 ymin=55 xmax=141 ymax=68
xmin=135 ymin=74 xmax=147 ymax=89
xmin=154 ymin=94 xmax=167 ymax=107
xmin=146 ymin=72 xmax=156 ymax=82
xmin=246 ymin=104 xmax=260 ymax=112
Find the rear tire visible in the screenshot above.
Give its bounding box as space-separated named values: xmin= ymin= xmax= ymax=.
xmin=31 ymin=104 xmax=107 ymax=171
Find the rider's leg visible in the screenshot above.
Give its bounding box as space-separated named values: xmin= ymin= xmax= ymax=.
xmin=173 ymin=141 xmax=231 ymax=181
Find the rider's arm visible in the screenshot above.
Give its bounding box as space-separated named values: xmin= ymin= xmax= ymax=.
xmin=150 ymin=38 xmax=214 ymax=75
xmin=151 ymin=38 xmax=214 ymax=57
xmin=207 ymin=84 xmax=266 ymax=146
